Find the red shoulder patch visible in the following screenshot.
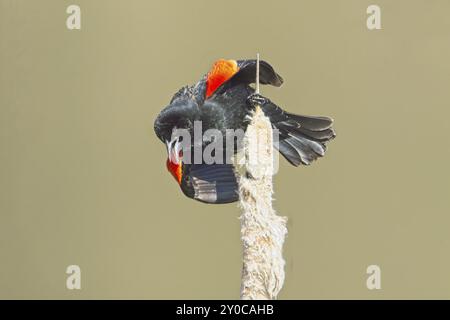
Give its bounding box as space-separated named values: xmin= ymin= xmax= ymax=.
xmin=166 ymin=158 xmax=182 ymax=184
xmin=205 ymin=59 xmax=239 ymax=98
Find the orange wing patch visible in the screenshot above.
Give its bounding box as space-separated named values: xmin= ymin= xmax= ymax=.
xmin=166 ymin=158 xmax=183 ymax=184
xmin=205 ymin=59 xmax=239 ymax=98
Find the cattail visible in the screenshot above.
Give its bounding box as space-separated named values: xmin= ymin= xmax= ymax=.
xmin=238 ymin=54 xmax=288 ymax=300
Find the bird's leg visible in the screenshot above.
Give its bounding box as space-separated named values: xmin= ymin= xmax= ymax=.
xmin=246 ymin=93 xmax=270 ymax=109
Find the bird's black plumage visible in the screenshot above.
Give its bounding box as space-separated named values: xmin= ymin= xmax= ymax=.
xmin=154 ymin=59 xmax=336 ymax=204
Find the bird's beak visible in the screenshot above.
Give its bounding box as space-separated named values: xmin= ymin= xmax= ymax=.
xmin=166 ymin=136 xmax=182 ymax=165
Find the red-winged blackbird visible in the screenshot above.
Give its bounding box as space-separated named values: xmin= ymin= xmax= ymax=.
xmin=154 ymin=59 xmax=336 ymax=204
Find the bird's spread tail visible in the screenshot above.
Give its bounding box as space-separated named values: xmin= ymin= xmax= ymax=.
xmin=259 ymin=100 xmax=336 ymax=166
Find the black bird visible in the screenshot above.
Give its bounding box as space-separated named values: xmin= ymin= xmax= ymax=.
xmin=154 ymin=59 xmax=336 ymax=204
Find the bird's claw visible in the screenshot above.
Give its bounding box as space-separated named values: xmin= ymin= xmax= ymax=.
xmin=247 ymin=93 xmax=270 ymax=108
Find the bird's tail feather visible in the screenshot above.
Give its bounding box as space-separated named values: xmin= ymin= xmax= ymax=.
xmin=264 ymin=106 xmax=336 ymax=166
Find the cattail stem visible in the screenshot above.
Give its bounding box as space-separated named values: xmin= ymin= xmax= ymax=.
xmin=255 ymin=53 xmax=260 ymax=94
xmin=238 ymin=54 xmax=288 ymax=300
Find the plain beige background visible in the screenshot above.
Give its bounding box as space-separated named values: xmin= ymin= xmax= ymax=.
xmin=1 ymin=0 xmax=450 ymax=299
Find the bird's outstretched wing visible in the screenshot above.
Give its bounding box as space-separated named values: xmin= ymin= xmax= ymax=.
xmin=179 ymin=163 xmax=239 ymax=204
xmin=204 ymin=59 xmax=283 ymax=99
